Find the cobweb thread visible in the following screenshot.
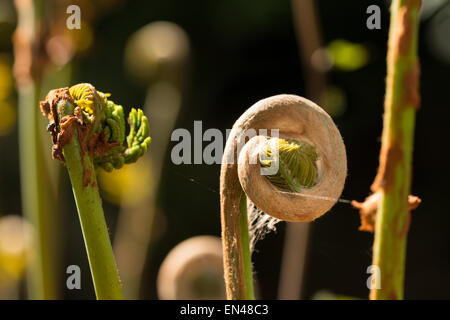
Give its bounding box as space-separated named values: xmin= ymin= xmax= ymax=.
xmin=247 ymin=199 xmax=281 ymax=252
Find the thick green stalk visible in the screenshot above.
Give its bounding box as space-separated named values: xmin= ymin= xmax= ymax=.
xmin=239 ymin=193 xmax=255 ymax=300
xmin=58 ymin=100 xmax=123 ymax=300
xmin=371 ymin=0 xmax=421 ymax=300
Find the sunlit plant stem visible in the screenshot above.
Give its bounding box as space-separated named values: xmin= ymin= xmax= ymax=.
xmin=370 ymin=0 xmax=421 ymax=300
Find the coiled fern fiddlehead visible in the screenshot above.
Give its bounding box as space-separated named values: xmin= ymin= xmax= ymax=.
xmin=39 ymin=83 xmax=151 ymax=299
xmin=220 ymin=94 xmax=346 ymax=299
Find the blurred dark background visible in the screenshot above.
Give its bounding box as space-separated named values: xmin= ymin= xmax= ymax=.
xmin=0 ymin=0 xmax=449 ymax=299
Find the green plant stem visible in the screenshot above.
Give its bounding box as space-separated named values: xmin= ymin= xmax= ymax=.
xmin=239 ymin=193 xmax=255 ymax=300
xmin=371 ymin=0 xmax=421 ymax=300
xmin=15 ymin=0 xmax=58 ymax=299
xmin=18 ymin=84 xmax=57 ymax=299
xmin=113 ymin=82 xmax=181 ymax=299
xmin=59 ymin=101 xmax=123 ymax=300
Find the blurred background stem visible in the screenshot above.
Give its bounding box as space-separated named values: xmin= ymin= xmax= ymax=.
xmin=13 ymin=0 xmax=58 ymax=299
xmin=371 ymin=0 xmax=421 ymax=300
xmin=278 ymin=0 xmax=327 ymax=300
xmin=111 ymin=22 xmax=190 ymax=299
xmin=113 ymin=82 xmax=183 ymax=298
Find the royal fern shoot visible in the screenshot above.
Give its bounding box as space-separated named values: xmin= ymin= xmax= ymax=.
xmin=39 ymin=83 xmax=151 ymax=299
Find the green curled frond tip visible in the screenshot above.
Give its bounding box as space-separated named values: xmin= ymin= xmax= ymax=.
xmin=260 ymin=138 xmax=317 ymax=192
xmin=67 ymin=83 xmax=151 ymax=172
